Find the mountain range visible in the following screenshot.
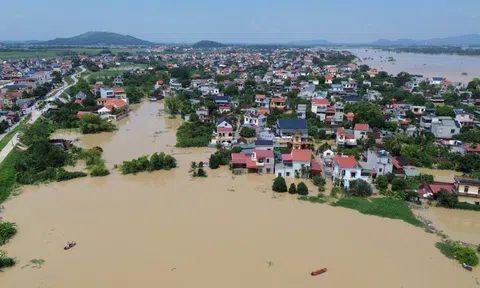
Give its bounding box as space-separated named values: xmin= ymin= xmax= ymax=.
xmin=40 ymin=32 xmax=154 ymax=46
xmin=3 ymin=32 xmax=480 ymax=47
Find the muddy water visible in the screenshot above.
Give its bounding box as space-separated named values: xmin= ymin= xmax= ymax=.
xmin=1 ymin=101 xmax=480 ymax=288
xmin=348 ymin=48 xmax=480 ymax=83
xmin=416 ymin=167 xmax=462 ymax=183
xmin=416 ymin=207 xmax=480 ymax=244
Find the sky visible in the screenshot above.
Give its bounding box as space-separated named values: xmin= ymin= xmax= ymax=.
xmin=2 ymin=0 xmax=480 ymax=43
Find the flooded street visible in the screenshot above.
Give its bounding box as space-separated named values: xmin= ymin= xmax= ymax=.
xmin=348 ymin=49 xmax=480 ymax=83
xmin=1 ymin=101 xmax=480 ymax=288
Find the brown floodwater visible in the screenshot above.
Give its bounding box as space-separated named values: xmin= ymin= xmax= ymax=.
xmin=415 ymin=167 xmax=462 ymax=183
xmin=1 ymin=101 xmax=480 ymax=288
xmin=416 ymin=207 xmax=480 ymax=244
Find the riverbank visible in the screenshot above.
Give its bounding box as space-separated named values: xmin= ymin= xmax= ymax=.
xmin=0 ymin=101 xmax=479 ymax=287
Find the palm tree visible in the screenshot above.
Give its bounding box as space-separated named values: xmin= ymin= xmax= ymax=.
xmin=190 ymin=161 xmax=198 ymax=169
xmin=388 ymin=134 xmax=403 ymax=156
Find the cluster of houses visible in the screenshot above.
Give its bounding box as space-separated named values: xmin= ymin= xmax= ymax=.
xmin=74 ymin=84 xmax=130 ymax=121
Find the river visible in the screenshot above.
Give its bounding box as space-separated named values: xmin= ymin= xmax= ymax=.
xmin=347 ymin=49 xmax=480 ymax=84
xmin=1 ymin=101 xmax=479 ymax=287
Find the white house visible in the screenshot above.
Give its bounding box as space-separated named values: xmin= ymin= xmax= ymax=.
xmin=311 ymin=99 xmax=330 ymax=120
xmin=244 ymin=111 xmax=267 ymax=128
xmin=354 ymin=123 xmax=369 ymax=141
xmin=332 ymin=155 xmax=362 ymax=188
xmin=211 ymin=117 xmax=234 ymax=145
xmin=275 ymin=149 xmax=313 ymax=178
xmin=100 ymin=88 xmax=115 ymax=98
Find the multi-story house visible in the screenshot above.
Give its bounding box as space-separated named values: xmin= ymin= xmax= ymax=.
xmin=311 ymin=99 xmax=329 ymax=120
xmin=100 ymin=88 xmax=115 ymax=98
xmin=270 ymin=97 xmax=286 ymax=110
xmin=332 ymin=155 xmax=363 ymax=188
xmin=427 ymin=116 xmax=460 ymax=139
xmin=231 ymin=149 xmax=275 ymax=174
xmin=454 ymin=176 xmax=480 ymax=205
xmin=275 ymin=149 xmax=313 ymax=178
xmin=336 ymin=128 xmax=356 ymax=146
xmin=354 ymin=123 xmax=370 ymax=141
xmin=325 ymin=102 xmax=344 ymax=126
xmin=211 ymin=117 xmax=234 ymax=145
xmin=244 ymin=111 xmax=267 ymax=129
xmin=297 ymin=104 xmax=307 ymax=119
xmin=254 ymin=139 xmax=274 ymax=151
xmin=454 ymin=109 xmax=475 ymax=127
xmin=364 ymin=148 xmax=393 ymax=176
xmin=255 ymin=94 xmax=269 ymax=108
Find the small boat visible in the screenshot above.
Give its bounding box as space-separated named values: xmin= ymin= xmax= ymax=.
xmin=149 ymin=97 xmax=158 ymax=102
xmin=64 ymin=242 xmax=76 ymax=250
xmin=462 ymin=263 xmax=473 ymax=271
xmin=311 ymin=268 xmax=327 ymax=276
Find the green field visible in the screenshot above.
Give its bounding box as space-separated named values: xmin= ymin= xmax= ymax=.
xmin=65 ymin=76 xmax=74 ymax=85
xmin=0 ymin=48 xmax=142 ymax=60
xmin=89 ymin=65 xmax=149 ymax=78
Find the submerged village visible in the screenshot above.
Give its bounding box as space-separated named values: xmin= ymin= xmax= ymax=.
xmin=1 ymin=45 xmax=480 ymax=285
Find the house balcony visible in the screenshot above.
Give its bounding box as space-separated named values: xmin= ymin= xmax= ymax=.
xmin=457 ymin=192 xmax=480 ymax=198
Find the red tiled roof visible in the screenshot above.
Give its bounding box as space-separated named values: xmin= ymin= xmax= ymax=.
xmin=325 ymin=75 xmax=334 ymax=80
xmin=333 ymin=155 xmax=358 ymax=168
xmin=246 ymin=158 xmax=258 ymax=169
xmin=105 ymin=99 xmax=128 ymax=109
xmin=337 ymin=127 xmax=345 ymax=134
xmin=282 ymin=153 xmax=293 ymax=162
xmin=311 ymin=99 xmax=330 ymax=105
xmin=354 ymin=123 xmax=369 ymax=131
xmin=465 ymin=144 xmax=480 ymax=153
xmin=255 ymin=94 xmax=266 ymax=99
xmin=256 ymin=107 xmax=270 ymax=115
xmin=392 ymin=157 xmax=402 ymax=169
xmin=292 ymin=149 xmax=312 ymax=162
xmin=254 ymin=149 xmax=274 ymax=159
xmin=217 ymin=127 xmax=233 ymax=132
xmin=231 ymin=153 xmax=247 ymax=165
xmin=112 ymin=87 xmax=125 ymax=93
xmin=74 ymin=99 xmax=83 ymax=106
xmin=427 ymin=183 xmax=454 ymax=195
xmin=345 ymin=134 xmax=355 ymax=139
xmin=310 ymin=161 xmax=322 ymax=172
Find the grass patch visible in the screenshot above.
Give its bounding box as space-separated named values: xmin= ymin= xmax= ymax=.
xmin=435 ymin=241 xmax=480 ymax=266
xmin=435 ymin=241 xmax=457 ymax=259
xmin=0 ymin=114 xmax=32 ymax=151
xmin=331 ymin=197 xmax=424 ymax=227
xmin=65 ymin=76 xmax=74 ymax=85
xmin=0 ymin=149 xmax=21 ymax=203
xmin=0 ymin=48 xmax=142 ymax=60
xmin=455 ymin=202 xmax=480 ymax=211
xmin=74 ymin=67 xmax=82 ymax=73
xmin=298 ymin=196 xmax=326 ymax=204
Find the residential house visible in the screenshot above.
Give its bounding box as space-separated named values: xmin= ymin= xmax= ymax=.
xmin=325 ymin=102 xmax=345 ymax=126
xmin=213 ymin=96 xmax=232 ymax=106
xmin=270 ymin=97 xmax=286 ymax=110
xmin=367 ymin=69 xmax=379 ymax=78
xmin=255 ymin=94 xmax=269 ymax=108
xmin=411 ymin=105 xmax=426 ymax=115
xmin=430 ymin=117 xmax=460 ymax=139
xmin=336 ymin=127 xmax=356 ymax=146
xmin=331 ymin=84 xmax=343 ymax=93
xmin=363 ymin=148 xmax=393 ymax=177
xmin=344 ymin=97 xmax=361 ymax=104
xmin=430 ymin=77 xmax=446 ymax=85
xmin=332 ymin=155 xmax=363 ymax=188
xmin=354 ymin=123 xmax=370 ymax=141
xmin=113 ymin=75 xmax=124 ymax=85
xmin=100 ymin=88 xmax=115 ymax=98
xmin=244 ymin=111 xmax=267 ymax=129
xmin=211 ymin=117 xmax=234 ymax=145
xmin=296 ymin=104 xmax=307 ymax=119
xmin=454 ymin=176 xmax=480 ymax=205
xmin=195 ymin=107 xmax=213 ymax=123
xmin=112 ymin=87 xmax=126 ymax=99
xmin=231 ymin=149 xmax=275 ymax=174
xmin=311 ymin=99 xmax=330 ymax=120
xmin=75 ymin=91 xmax=87 ymax=100
xmin=218 ymin=104 xmax=231 ymax=114
xmin=97 ymin=99 xmax=129 ymax=121
xmin=275 ymin=119 xmax=308 ymax=138
xmin=454 ymin=109 xmax=475 ymax=127
xmin=254 ymin=139 xmax=274 ymax=151
xmin=275 ymin=149 xmax=315 ymax=178
xmin=325 ymin=75 xmax=334 ymax=84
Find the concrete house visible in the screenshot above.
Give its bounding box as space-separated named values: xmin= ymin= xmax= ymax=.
xmin=454 ymin=176 xmax=480 ymax=205
xmin=354 ymin=123 xmax=370 ymax=141
xmin=254 ymin=139 xmax=274 ymax=151
xmin=255 ymin=94 xmax=269 ymax=108
xmin=332 ymin=155 xmax=362 ymax=188
xmin=244 ymin=111 xmax=267 ymax=129
xmin=336 ymin=128 xmax=357 ymax=146
xmin=212 ymin=117 xmax=234 ymax=145
xmin=100 ymin=88 xmax=115 ymax=98
xmin=311 ymin=99 xmax=330 ymax=120
xmin=296 ymin=104 xmax=307 ymax=119
xmin=275 ymin=119 xmax=308 ymax=138
xmin=231 ymin=149 xmax=275 ymax=174
xmin=275 ymin=149 xmax=313 ymax=178
xmin=364 ymin=149 xmax=393 ymax=176
xmin=421 ymin=116 xmax=460 ymax=139
xmin=454 ymin=109 xmax=475 ymax=127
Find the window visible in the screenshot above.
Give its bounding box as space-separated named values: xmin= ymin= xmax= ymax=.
xmin=464 ymin=186 xmax=469 ymax=193
xmin=278 ymin=173 xmax=281 ymax=177
xmin=351 ymin=172 xmax=357 ymax=178
xmin=266 ymin=159 xmax=270 ymax=163
xmin=451 ymin=129 xmax=455 ymax=134
xmin=475 ymin=202 xmax=480 ymax=205
xmin=267 ymin=168 xmax=271 ymax=173
xmin=379 ymin=168 xmax=383 ymax=173
xmin=286 ymin=172 xmax=290 ymax=177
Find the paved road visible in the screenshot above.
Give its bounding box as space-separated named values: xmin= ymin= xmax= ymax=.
xmin=0 ymin=67 xmax=85 ymax=164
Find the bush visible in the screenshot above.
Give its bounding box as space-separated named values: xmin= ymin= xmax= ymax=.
xmin=297 ymin=182 xmax=309 ymax=196
xmin=209 ymin=154 xmax=220 ymax=169
xmin=196 ymin=168 xmax=207 ymax=177
xmin=349 ymin=179 xmax=373 ymax=197
xmin=311 ymin=174 xmax=326 ymax=187
xmin=391 ymin=178 xmax=407 ymax=192
xmin=176 ymin=121 xmax=215 ymax=147
xmin=55 ymin=168 xmax=87 ymax=182
xmin=164 ymin=155 xmax=177 ymax=170
xmin=90 ymin=165 xmax=110 ymax=177
xmin=120 ymin=153 xmax=177 ymax=175
xmin=375 ymin=175 xmax=389 ymax=190
xmin=455 ymin=202 xmax=480 ymax=211
xmin=437 ymin=189 xmax=458 ymax=208
xmin=231 ymin=146 xmax=242 ymax=153
xmin=198 ymin=161 xmax=204 ymax=168
xmin=330 ymin=187 xmax=341 ymax=198
xmin=455 ymin=246 xmax=479 ymax=266
xmin=0 ymin=222 xmax=17 ymax=245
xmin=0 ymin=251 xmax=15 ymax=269
xmin=272 ymin=176 xmax=287 ymax=193
xmin=78 ymin=113 xmax=116 ymax=134
xmin=288 ymin=183 xmax=297 ymax=194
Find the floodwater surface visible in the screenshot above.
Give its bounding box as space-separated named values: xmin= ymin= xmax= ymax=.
xmin=1 ymin=101 xmax=480 ymax=288
xmin=348 ymin=49 xmax=480 ymax=83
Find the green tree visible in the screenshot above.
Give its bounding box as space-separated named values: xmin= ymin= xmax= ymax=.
xmin=436 ymin=106 xmax=454 ymax=117
xmin=240 ymin=126 xmax=256 ymax=138
xmin=209 ymin=154 xmax=220 ymax=169
xmin=297 ymin=182 xmax=309 ymax=196
xmin=288 ymin=183 xmax=297 ymax=194
xmin=196 ymin=168 xmax=207 ymax=177
xmin=164 ymin=96 xmax=182 ymax=115
xmin=272 ymin=176 xmax=288 ymax=192
xmin=391 ymin=178 xmax=407 ymax=192
xmin=375 ymin=175 xmax=389 ymax=190
xmin=350 ymin=179 xmax=373 ymax=197
xmin=78 ymin=114 xmax=116 ymax=134
xmin=163 ymin=155 xmax=177 ymax=170
xmin=455 ymin=246 xmax=479 ymax=266
xmin=52 ymin=71 xmax=63 ymax=84
xmin=125 ymin=86 xmax=143 ymax=104
xmin=284 ymin=78 xmax=291 ymax=86
xmin=436 ymin=189 xmax=458 ymax=208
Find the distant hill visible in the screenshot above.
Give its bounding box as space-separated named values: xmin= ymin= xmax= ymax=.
xmin=192 ymin=40 xmax=225 ymax=48
xmin=42 ymin=32 xmax=154 ymax=46
xmin=286 ymin=40 xmax=332 ymax=46
xmin=372 ymin=34 xmax=480 ymax=46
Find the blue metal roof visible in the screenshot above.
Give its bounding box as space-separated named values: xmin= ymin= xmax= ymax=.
xmin=277 ymin=119 xmax=307 ymax=130
xmin=254 ymin=139 xmax=273 ymax=146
